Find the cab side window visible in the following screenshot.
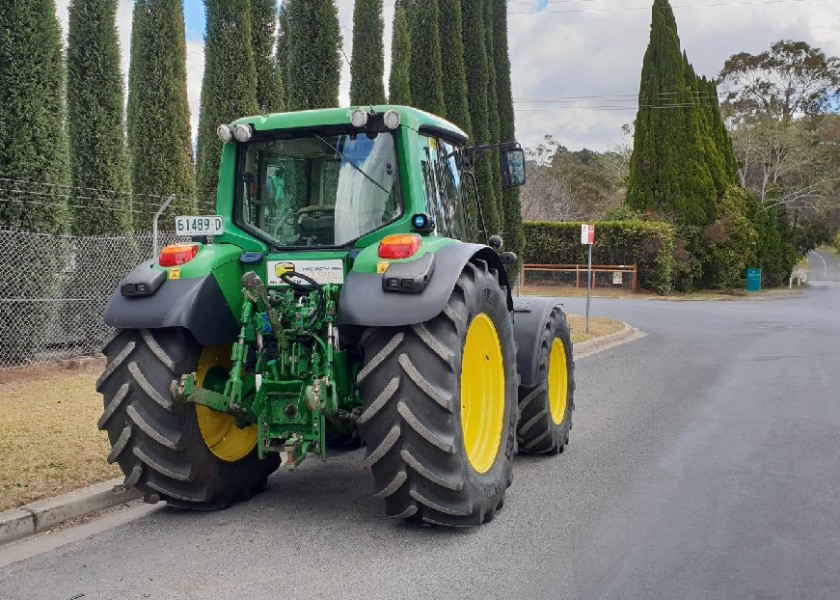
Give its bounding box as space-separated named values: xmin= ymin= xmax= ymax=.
xmin=417 ymin=134 xmax=471 ymax=239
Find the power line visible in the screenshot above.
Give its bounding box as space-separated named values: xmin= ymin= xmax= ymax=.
xmin=508 ymin=0 xmax=812 ymax=15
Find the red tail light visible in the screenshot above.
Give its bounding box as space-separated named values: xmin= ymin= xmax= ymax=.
xmin=378 ymin=234 xmax=421 ymax=260
xmin=159 ymin=243 xmax=199 ymax=267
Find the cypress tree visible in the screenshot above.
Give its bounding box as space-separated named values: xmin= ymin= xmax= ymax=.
xmin=462 ymin=0 xmax=500 ymax=235
xmin=492 ymin=0 xmax=524 ymax=268
xmin=705 ymin=77 xmax=738 ymax=183
xmin=127 ymin=0 xmax=196 ymax=229
xmin=0 ymin=0 xmax=70 ymax=362
xmin=437 ymin=0 xmax=471 ymax=132
xmin=284 ymin=0 xmax=341 ymax=110
xmin=409 ymin=0 xmax=446 ymax=116
xmin=627 ymin=0 xmax=717 ymax=228
xmin=350 ymin=0 xmax=386 ymax=106
xmin=0 ymin=0 xmax=69 ymax=233
xmin=388 ymin=0 xmax=412 ymax=105
xmin=276 ymin=2 xmax=288 ymax=110
xmin=67 ymin=0 xmax=132 ymax=236
xmin=484 ymin=0 xmax=503 ymax=220
xmin=195 ymin=0 xmax=259 ymax=213
xmin=252 ymin=0 xmax=282 ymax=113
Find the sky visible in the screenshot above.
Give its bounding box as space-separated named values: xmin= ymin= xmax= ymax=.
xmin=54 ymin=0 xmax=840 ymax=152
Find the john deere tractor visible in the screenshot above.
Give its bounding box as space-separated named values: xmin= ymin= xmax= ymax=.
xmin=98 ymin=106 xmax=575 ymax=527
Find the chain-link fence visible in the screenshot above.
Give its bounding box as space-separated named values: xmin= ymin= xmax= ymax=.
xmin=0 ymin=179 xmax=192 ymax=369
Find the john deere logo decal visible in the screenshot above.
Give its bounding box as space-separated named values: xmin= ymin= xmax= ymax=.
xmin=274 ymin=262 xmax=295 ymax=278
xmin=267 ymin=259 xmax=344 ymax=286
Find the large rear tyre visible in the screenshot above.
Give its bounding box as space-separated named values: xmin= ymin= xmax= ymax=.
xmin=97 ymin=328 xmax=280 ymax=509
xmin=516 ymin=307 xmax=575 ymax=454
xmin=357 ymin=260 xmax=518 ymax=526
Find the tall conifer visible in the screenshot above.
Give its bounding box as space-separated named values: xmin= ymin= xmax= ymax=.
xmin=484 ymin=0 xmax=503 ymax=218
xmin=409 ymin=0 xmax=446 ymax=115
xmin=195 ymin=0 xmax=259 ymax=212
xmin=462 ymin=0 xmax=500 ymax=235
xmin=252 ymin=0 xmax=282 ymax=113
xmin=492 ymin=0 xmax=524 ymax=266
xmin=0 ymin=0 xmax=69 ymax=232
xmin=0 ymin=0 xmax=70 ymax=361
xmin=388 ymin=0 xmax=412 ymax=105
xmin=276 ymin=2 xmax=289 ymax=110
xmin=127 ymin=0 xmax=196 ymax=229
xmin=437 ymin=0 xmax=471 ymax=132
xmin=67 ymin=0 xmax=132 ymax=235
xmin=627 ymin=0 xmax=717 ymax=227
xmin=350 ymin=0 xmax=386 ymax=106
xmin=284 ymin=0 xmax=341 ymax=110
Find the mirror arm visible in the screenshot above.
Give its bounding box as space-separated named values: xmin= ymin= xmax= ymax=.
xmin=464 ymin=170 xmax=488 ymax=245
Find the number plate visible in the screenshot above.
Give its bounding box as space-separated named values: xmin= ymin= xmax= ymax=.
xmin=175 ymin=216 xmax=225 ymax=236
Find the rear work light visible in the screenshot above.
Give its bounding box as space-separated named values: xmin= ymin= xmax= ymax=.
xmin=159 ymin=243 xmax=199 ymax=267
xmin=377 ymin=234 xmax=421 ymax=260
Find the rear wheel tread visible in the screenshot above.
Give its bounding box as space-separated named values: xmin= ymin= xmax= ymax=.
xmin=99 ymin=329 xmax=280 ymax=510
xmin=358 ymin=262 xmax=517 ymax=527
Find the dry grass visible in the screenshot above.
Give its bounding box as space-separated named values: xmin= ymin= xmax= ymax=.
xmin=0 ymin=375 xmax=119 ymax=512
xmin=566 ymin=315 xmax=625 ymax=344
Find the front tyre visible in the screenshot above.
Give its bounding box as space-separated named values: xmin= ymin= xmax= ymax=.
xmin=517 ymin=307 xmax=575 ymax=454
xmin=97 ymin=328 xmax=280 ymax=509
xmin=357 ymin=260 xmax=518 ymax=526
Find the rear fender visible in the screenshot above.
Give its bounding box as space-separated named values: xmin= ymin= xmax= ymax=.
xmin=339 ymin=242 xmax=512 ymax=328
xmin=104 ymin=258 xmax=240 ymax=347
xmin=512 ymin=297 xmax=567 ymax=388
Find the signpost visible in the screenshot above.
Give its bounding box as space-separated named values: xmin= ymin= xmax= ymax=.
xmin=581 ymin=224 xmax=595 ymax=333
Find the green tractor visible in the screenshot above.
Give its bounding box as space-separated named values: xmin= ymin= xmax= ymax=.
xmin=98 ymin=106 xmax=575 ymax=527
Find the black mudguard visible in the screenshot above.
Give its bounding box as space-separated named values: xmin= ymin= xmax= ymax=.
xmin=512 ymin=296 xmax=567 ymax=388
xmin=339 ymin=243 xmax=512 ymax=328
xmin=104 ymin=260 xmax=239 ymax=346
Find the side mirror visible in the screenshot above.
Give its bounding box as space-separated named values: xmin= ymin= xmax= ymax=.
xmin=501 ymin=148 xmax=526 ymax=188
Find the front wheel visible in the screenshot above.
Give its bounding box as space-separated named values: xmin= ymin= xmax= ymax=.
xmin=517 ymin=307 xmax=575 ymax=454
xmin=97 ymin=328 xmax=279 ymax=509
xmin=357 ymin=260 xmax=518 ymax=526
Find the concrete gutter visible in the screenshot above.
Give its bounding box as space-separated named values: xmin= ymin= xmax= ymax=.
xmin=0 ymin=479 xmax=139 ymax=546
xmin=574 ymin=322 xmax=646 ymax=360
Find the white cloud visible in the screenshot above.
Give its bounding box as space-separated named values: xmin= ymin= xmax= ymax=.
xmin=55 ymin=0 xmax=840 ymax=152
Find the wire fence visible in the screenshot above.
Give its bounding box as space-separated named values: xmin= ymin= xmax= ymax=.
xmin=0 ymin=179 xmax=193 ymax=369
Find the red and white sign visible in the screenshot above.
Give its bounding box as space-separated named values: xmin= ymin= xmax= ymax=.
xmin=581 ymin=224 xmax=595 ymax=245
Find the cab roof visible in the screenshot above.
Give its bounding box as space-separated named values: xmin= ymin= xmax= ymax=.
xmin=232 ymin=105 xmax=470 ymax=146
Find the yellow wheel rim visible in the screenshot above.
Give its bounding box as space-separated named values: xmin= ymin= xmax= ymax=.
xmin=195 ymin=346 xmax=257 ymax=462
xmin=548 ymin=338 xmax=569 ymax=425
xmin=460 ymin=313 xmax=506 ymax=474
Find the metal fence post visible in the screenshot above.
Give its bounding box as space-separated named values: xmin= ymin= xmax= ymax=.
xmin=152 ymin=195 xmax=176 ymax=259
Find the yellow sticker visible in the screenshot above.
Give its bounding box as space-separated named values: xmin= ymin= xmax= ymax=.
xmin=168 ymin=268 xmax=181 ymax=280
xmin=377 ymin=261 xmax=390 ymax=274
xmin=274 ymin=262 xmax=295 ymax=278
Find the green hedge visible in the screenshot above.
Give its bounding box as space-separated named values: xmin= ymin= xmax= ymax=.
xmin=523 ymin=221 xmax=676 ymax=294
xmin=834 ymin=232 xmax=840 ymax=255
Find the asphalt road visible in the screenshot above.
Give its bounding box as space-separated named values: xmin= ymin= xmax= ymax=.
xmin=2 ymin=255 xmax=840 ymax=600
xmin=809 ymin=248 xmax=840 ymax=285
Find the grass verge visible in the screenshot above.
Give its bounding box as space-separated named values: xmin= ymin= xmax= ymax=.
xmin=567 ymin=315 xmax=625 ymax=344
xmin=0 ymin=375 xmax=119 ymax=512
